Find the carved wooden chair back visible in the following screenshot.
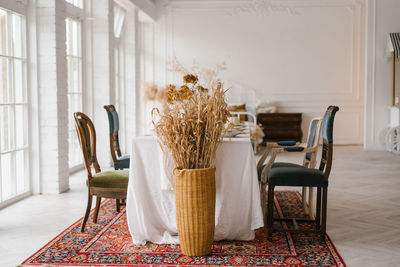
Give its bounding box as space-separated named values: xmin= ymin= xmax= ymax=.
xmin=318 ymin=105 xmax=339 ymax=180
xmin=74 ymin=112 xmax=101 ymax=178
xmin=104 ymin=105 xmax=122 ymax=164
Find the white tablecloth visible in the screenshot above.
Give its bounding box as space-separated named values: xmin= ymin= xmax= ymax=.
xmin=126 ymin=136 xmax=263 ymax=245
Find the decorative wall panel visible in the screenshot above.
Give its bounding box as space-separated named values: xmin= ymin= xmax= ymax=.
xmin=156 ymin=0 xmax=365 ymax=144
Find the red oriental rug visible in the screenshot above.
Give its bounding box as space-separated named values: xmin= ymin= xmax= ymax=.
xmin=21 ymin=191 xmax=345 ymax=266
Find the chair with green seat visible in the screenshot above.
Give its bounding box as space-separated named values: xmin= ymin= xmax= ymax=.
xmin=266 ymin=105 xmax=339 ymax=239
xmin=257 ymin=116 xmax=323 ymax=220
xmin=104 ymin=105 xmax=130 ymax=170
xmin=74 ymin=112 xmax=129 ymax=232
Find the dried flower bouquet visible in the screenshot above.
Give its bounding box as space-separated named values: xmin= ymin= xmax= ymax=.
xmin=153 ymin=74 xmax=229 ymax=170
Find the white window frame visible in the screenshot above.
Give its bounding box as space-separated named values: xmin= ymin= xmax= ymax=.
xmin=66 ymin=2 xmax=85 ymax=171
xmin=113 ymin=1 xmax=127 ymax=152
xmin=0 ymin=2 xmax=30 ymax=208
xmin=138 ymin=11 xmax=155 ymax=135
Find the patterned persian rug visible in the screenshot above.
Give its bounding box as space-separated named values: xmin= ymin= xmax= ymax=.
xmin=21 ymin=191 xmax=345 ymax=266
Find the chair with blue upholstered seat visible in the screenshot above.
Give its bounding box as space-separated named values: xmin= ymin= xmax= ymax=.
xmin=104 ymin=105 xmax=130 ymax=169
xmin=266 ymin=105 xmax=339 ymax=239
xmin=257 ymin=116 xmax=323 ymax=220
xmin=74 ymin=112 xmax=129 ymax=232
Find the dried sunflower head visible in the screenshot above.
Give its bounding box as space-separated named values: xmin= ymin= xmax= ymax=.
xmin=196 ymin=85 xmax=208 ymax=94
xmin=183 ymin=74 xmax=198 ymax=84
xmin=166 ymin=84 xmax=178 ymax=104
xmin=179 ymin=85 xmax=194 ymax=100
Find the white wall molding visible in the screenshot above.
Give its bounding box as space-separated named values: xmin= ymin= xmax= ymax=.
xmin=156 ymin=0 xmax=366 ymax=144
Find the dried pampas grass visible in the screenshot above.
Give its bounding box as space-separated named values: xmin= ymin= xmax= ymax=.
xmin=153 ymin=74 xmax=229 ymax=169
xmin=167 ymin=55 xmax=228 ymax=89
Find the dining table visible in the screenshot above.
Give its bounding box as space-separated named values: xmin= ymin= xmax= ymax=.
xmin=126 ymin=133 xmax=263 ymax=245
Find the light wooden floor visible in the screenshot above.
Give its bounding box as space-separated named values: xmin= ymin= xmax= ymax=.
xmin=0 ymin=146 xmax=399 ymax=266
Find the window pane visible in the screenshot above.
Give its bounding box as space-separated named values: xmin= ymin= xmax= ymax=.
xmin=69 ymin=129 xmax=82 ymax=167
xmin=0 ymin=7 xmax=28 ymax=204
xmin=66 ymin=17 xmax=82 ymax=168
xmin=16 ymin=149 xmax=26 ymax=194
xmin=66 ymin=18 xmax=81 ymax=57
xmin=114 ymin=4 xmax=125 ymax=38
xmin=0 ymin=106 xmax=15 ymax=152
xmin=0 ymin=58 xmax=12 ymax=103
xmin=1 ymin=152 xmax=15 ymax=200
xmin=12 ymin=13 xmax=24 ymax=58
xmin=72 ymin=58 xmax=81 ymax=93
xmin=68 ymin=94 xmax=82 ymax=116
xmin=0 ymin=9 xmax=8 ymax=56
xmin=66 ymin=19 xmax=71 ymax=55
xmin=68 ymin=19 xmax=81 ymax=57
xmin=15 ymin=105 xmax=27 ymax=148
xmin=14 ymin=59 xmax=26 ymax=103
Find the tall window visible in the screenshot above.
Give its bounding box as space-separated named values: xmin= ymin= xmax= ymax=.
xmin=66 ymin=18 xmax=83 ymax=168
xmin=139 ymin=11 xmax=155 ymax=135
xmin=114 ymin=3 xmax=126 ymax=151
xmin=0 ymin=7 xmax=28 ymax=204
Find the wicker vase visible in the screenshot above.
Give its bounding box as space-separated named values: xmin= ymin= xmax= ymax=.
xmin=174 ymin=167 xmax=216 ymax=256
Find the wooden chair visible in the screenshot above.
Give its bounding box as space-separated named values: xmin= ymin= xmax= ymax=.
xmin=266 ymin=106 xmax=339 ymax=239
xmin=74 ymin=112 xmax=129 ymax=232
xmin=257 ymin=116 xmax=322 ymax=220
xmin=104 ymin=105 xmax=130 ymax=170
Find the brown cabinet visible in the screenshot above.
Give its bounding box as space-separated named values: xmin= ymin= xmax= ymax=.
xmin=257 ymin=113 xmax=303 ymax=144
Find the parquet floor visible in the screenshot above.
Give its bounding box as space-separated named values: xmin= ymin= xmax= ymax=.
xmin=0 ymin=146 xmax=399 ymax=266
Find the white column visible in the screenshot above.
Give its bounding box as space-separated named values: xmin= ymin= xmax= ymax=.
xmin=36 ymin=0 xmax=69 ymax=193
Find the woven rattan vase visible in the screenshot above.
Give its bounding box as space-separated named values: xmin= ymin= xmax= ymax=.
xmin=174 ymin=167 xmax=216 ymax=256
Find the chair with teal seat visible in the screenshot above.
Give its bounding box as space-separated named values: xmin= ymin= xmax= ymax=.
xmin=257 ymin=116 xmax=323 ymax=220
xmin=266 ymin=106 xmax=339 ymax=239
xmin=104 ymin=105 xmax=130 ymax=169
xmin=74 ymin=112 xmax=129 ymax=232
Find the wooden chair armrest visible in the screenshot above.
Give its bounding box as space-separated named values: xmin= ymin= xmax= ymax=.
xmin=259 ymin=147 xmax=281 ymax=183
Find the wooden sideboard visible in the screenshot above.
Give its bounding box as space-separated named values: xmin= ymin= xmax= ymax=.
xmin=257 ymin=113 xmax=303 ymax=145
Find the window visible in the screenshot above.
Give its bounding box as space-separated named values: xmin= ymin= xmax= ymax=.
xmin=114 ymin=2 xmax=126 ymax=151
xmin=66 ymin=18 xmax=83 ymax=168
xmin=0 ymin=7 xmax=28 ymax=204
xmin=139 ymin=11 xmax=155 ymax=135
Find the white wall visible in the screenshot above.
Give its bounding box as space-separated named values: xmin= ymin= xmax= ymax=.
xmin=365 ymin=0 xmax=400 ymax=149
xmin=155 ymin=0 xmax=366 ymax=144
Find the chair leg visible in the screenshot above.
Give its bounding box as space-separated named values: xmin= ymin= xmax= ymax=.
xmin=116 ymin=199 xmax=121 ymax=212
xmin=260 ymin=182 xmax=267 ymax=225
xmin=308 ymin=187 xmax=315 ymax=219
xmin=81 ymin=192 xmax=93 ymax=232
xmin=302 ymin=187 xmax=308 ymax=215
xmin=267 ymin=185 xmax=275 ymax=240
xmin=316 ymin=187 xmax=321 ymax=230
xmin=93 ymin=196 xmax=101 ymax=223
xmin=321 ymin=187 xmax=328 ymax=237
